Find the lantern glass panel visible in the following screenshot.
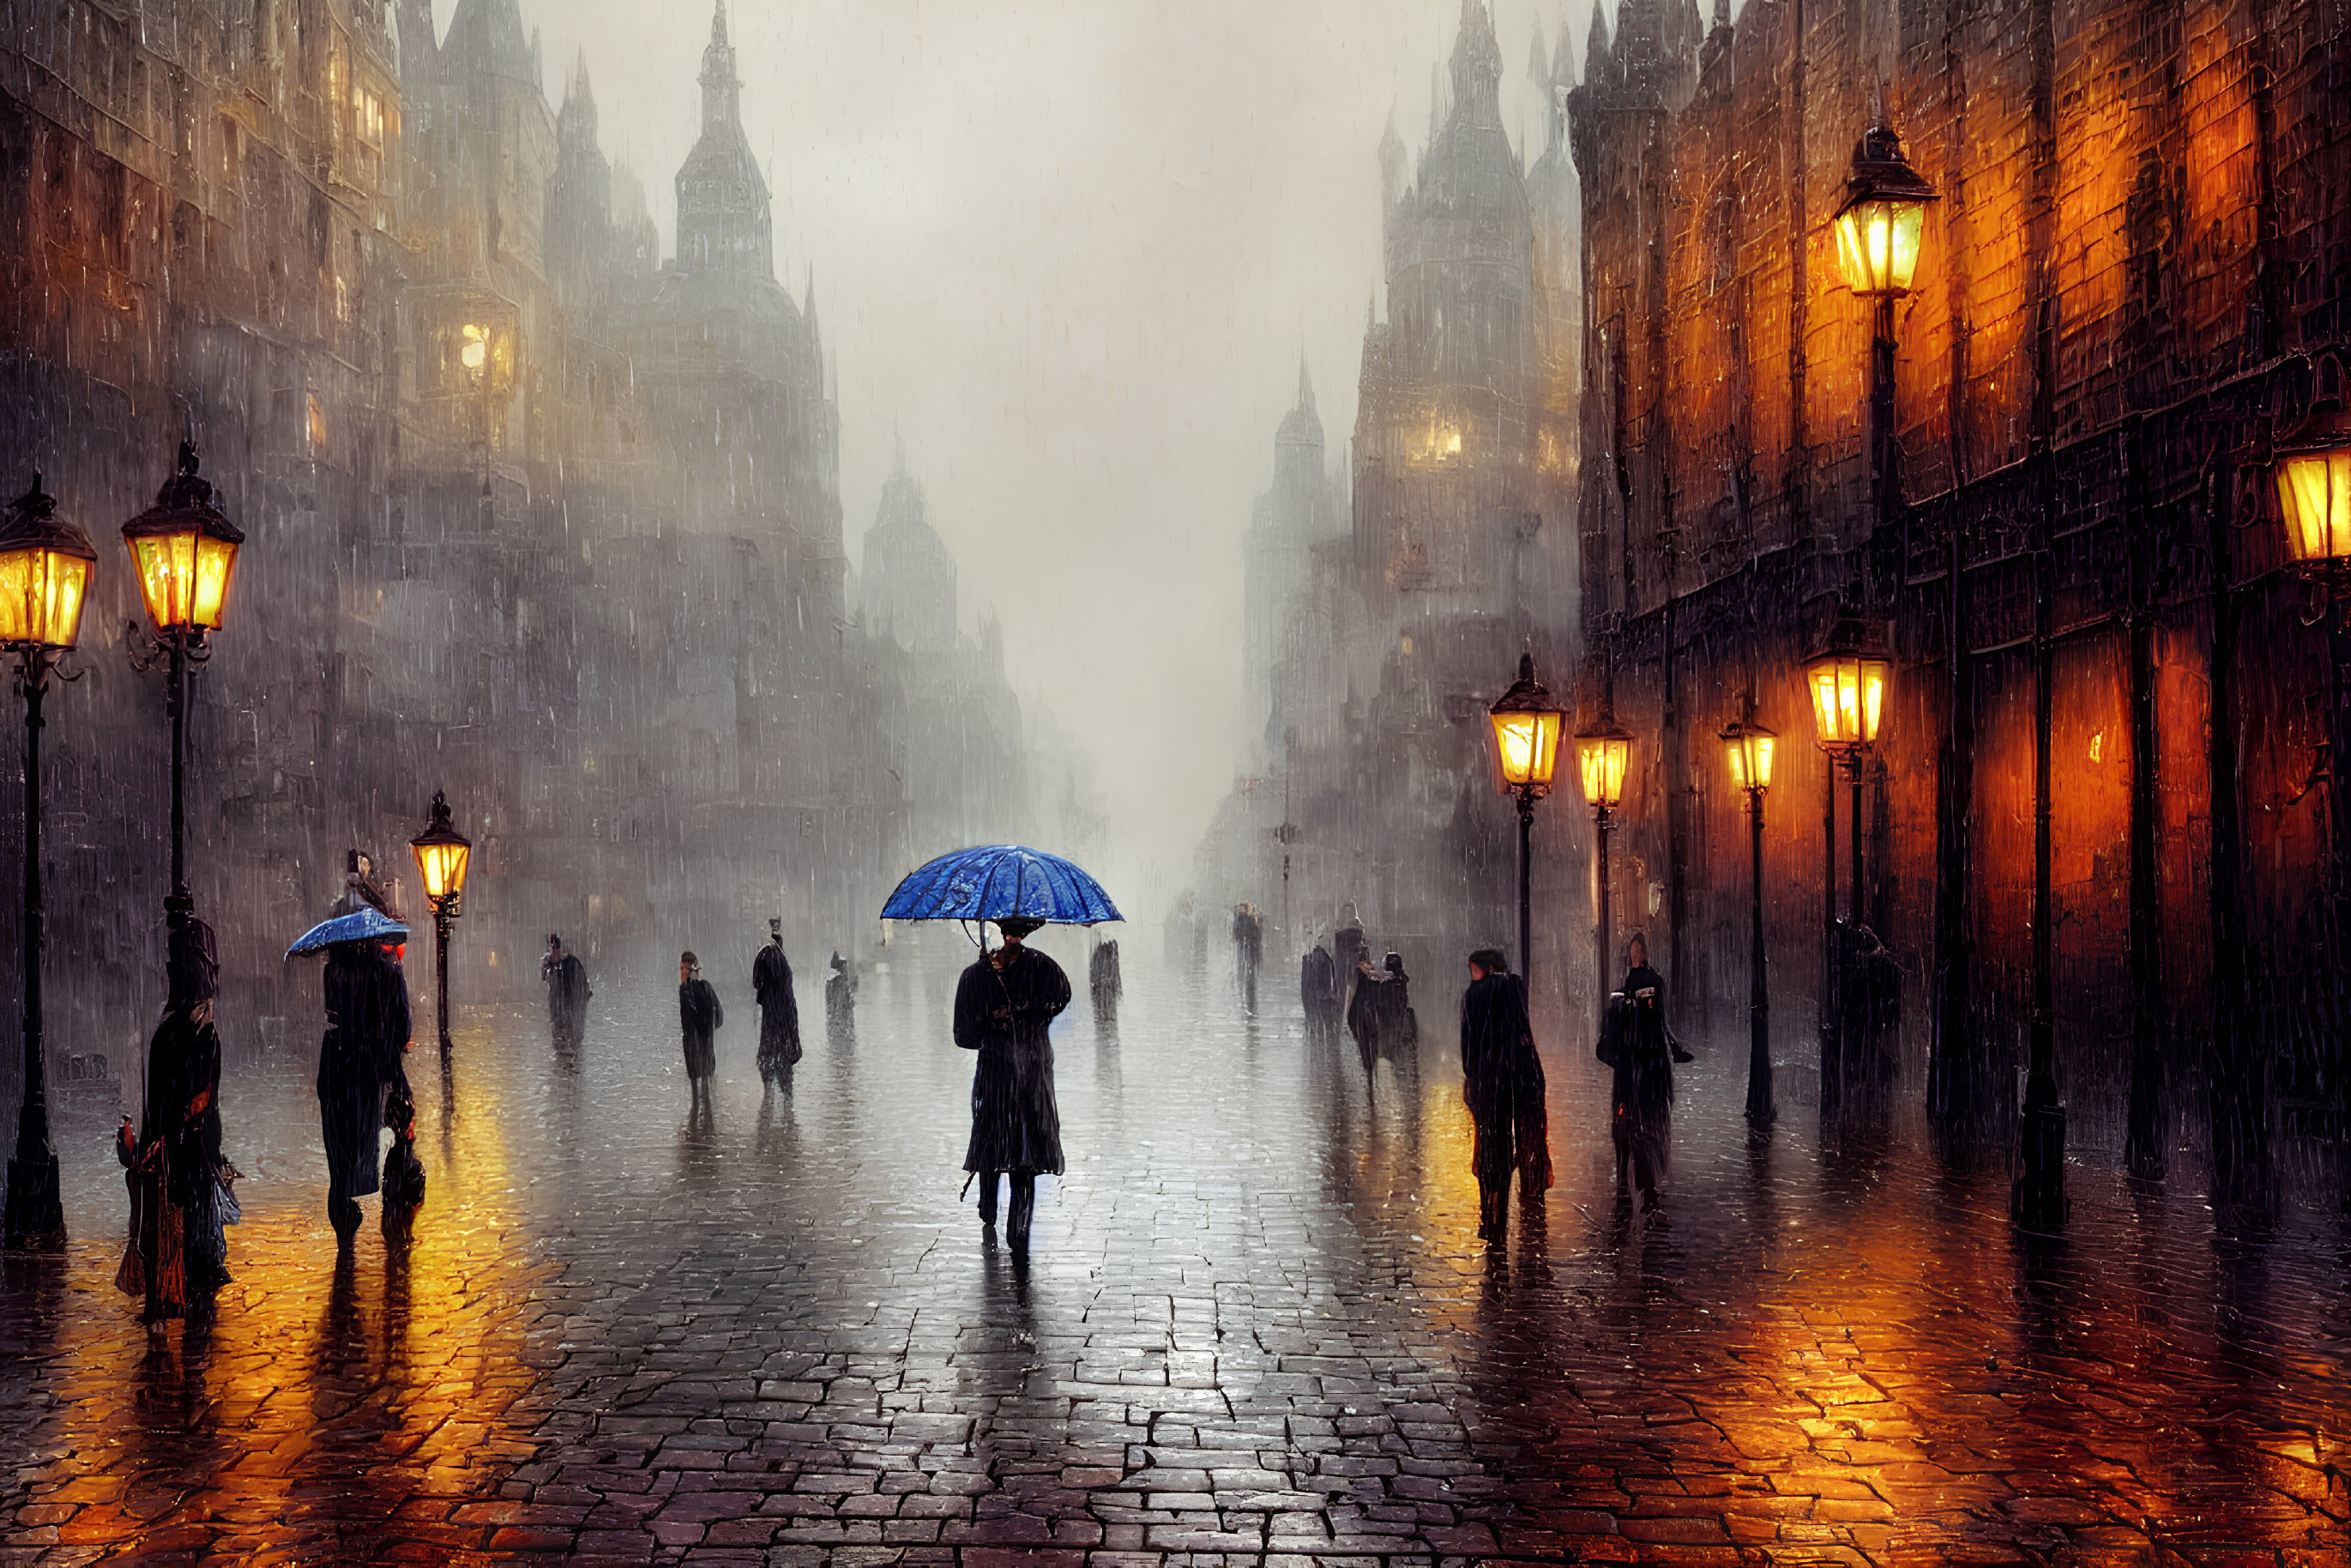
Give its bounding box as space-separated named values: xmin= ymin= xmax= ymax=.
xmin=1490 ymin=709 xmax=1563 ymax=795
xmin=0 ymin=546 xmax=90 ymax=650
xmin=1860 ymin=658 xmax=1887 ymax=743
xmin=413 ymin=840 xmax=470 ymax=903
xmin=1834 ymin=198 xmax=1927 ymax=297
xmin=128 ymin=527 xmax=239 ymax=632
xmin=2278 ymin=450 xmax=2351 ymax=565
xmin=1727 ymin=731 xmax=1775 ymax=792
xmin=1576 ymin=733 xmax=1629 ymax=811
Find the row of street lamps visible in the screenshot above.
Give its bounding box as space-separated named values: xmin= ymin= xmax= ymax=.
xmin=1488 ymin=119 xmax=2351 ymax=1184
xmin=1 ymin=449 xmax=474 ymax=1253
xmin=1488 ymin=631 xmax=1884 ymax=1127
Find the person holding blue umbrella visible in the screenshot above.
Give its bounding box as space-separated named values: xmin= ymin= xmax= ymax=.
xmin=882 ymin=844 xmax=1118 ymax=1256
xmin=955 ymin=916 xmax=1070 ymax=1252
xmin=289 ymin=853 xmax=413 ymax=1248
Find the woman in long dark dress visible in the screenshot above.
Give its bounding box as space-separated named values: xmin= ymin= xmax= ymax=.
xmin=954 ymin=917 xmax=1070 ymax=1252
xmin=752 ymin=922 xmax=801 ymax=1089
xmin=1459 ymin=948 xmax=1551 ymax=1242
xmin=317 ymin=933 xmax=411 ymax=1245
xmin=118 ymin=914 xmax=229 ymax=1323
xmin=679 ymin=951 xmax=723 ymax=1095
xmin=1613 ymin=932 xmax=1677 ymax=1227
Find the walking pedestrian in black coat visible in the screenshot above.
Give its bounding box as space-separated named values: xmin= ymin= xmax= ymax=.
xmin=1459 ymin=949 xmax=1551 ymax=1242
xmin=117 ymin=913 xmax=230 ymax=1323
xmin=955 ymin=917 xmax=1070 ymax=1253
xmin=1606 ymin=932 xmax=1679 ymax=1227
xmin=679 ymin=952 xmax=723 ymax=1096
xmin=543 ymin=933 xmax=592 ymax=1048
xmin=1301 ymin=944 xmax=1338 ymax=1042
xmin=316 ymin=934 xmax=411 ymax=1246
xmin=826 ymin=950 xmax=859 ymax=1045
xmin=751 ymin=920 xmax=801 ymax=1089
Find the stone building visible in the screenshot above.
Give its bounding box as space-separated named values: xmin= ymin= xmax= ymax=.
xmin=1570 ymin=0 xmax=2350 ymax=1195
xmin=0 ymin=0 xmax=1037 ymax=1081
xmin=1199 ymin=0 xmax=1582 ymax=992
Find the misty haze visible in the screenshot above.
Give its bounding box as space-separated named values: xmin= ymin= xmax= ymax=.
xmin=2 ymin=0 xmax=2349 ymax=1562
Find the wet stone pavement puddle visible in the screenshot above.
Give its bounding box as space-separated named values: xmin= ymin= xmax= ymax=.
xmin=3 ymin=938 xmax=2348 ymax=1565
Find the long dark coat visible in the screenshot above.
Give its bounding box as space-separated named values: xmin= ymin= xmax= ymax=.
xmin=1612 ymin=962 xmax=1675 ymax=1175
xmin=680 ymin=978 xmax=723 ymax=1079
xmin=546 ymin=952 xmax=591 ymax=1043
xmin=121 ymin=920 xmax=229 ymax=1315
xmin=955 ymin=944 xmax=1070 ymax=1175
xmin=317 ymin=941 xmax=411 ymax=1202
xmin=1301 ymin=946 xmax=1337 ymax=1033
xmin=1460 ymin=973 xmax=1552 ymax=1194
xmin=752 ymin=943 xmax=802 ymax=1073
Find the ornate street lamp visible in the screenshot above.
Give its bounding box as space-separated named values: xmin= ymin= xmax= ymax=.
xmin=1721 ymin=706 xmax=1777 ymax=1127
xmin=1833 ymin=124 xmax=1938 ymax=302
xmin=1835 ymin=123 xmax=1938 ymax=530
xmin=0 ymin=475 xmax=95 ymax=1253
xmin=1489 ymin=654 xmax=1564 ymax=986
xmin=1573 ymin=699 xmax=1632 ymax=1028
xmin=409 ymin=791 xmax=473 ymax=1061
xmin=1805 ymin=612 xmax=1889 ymax=1117
xmin=121 ymin=443 xmax=245 ymax=928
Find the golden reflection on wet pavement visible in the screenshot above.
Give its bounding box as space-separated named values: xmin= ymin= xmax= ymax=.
xmin=2 ymin=935 xmax=2347 ymax=1562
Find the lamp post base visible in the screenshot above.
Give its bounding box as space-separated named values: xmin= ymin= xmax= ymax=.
xmin=3 ymin=1151 xmax=66 ymax=1253
xmin=2014 ymin=1075 xmax=2069 ymax=1233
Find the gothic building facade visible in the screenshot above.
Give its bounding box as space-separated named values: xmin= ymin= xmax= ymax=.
xmin=1201 ymin=0 xmax=1582 ymax=986
xmin=1570 ymin=0 xmax=2350 ymax=1191
xmin=0 ymin=0 xmax=1038 ymax=1072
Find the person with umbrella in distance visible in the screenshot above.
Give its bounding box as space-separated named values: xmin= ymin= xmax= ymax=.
xmin=302 ymin=902 xmax=412 ymax=1249
xmin=678 ymin=952 xmax=723 ymax=1103
xmin=955 ymin=916 xmax=1070 ymax=1253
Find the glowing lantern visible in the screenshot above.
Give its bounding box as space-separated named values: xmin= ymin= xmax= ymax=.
xmin=120 ymin=443 xmax=244 ymax=636
xmin=0 ymin=475 xmax=95 ymax=654
xmin=409 ymin=790 xmax=473 ymax=911
xmin=1805 ymin=614 xmax=1890 ymax=757
xmin=2275 ymin=400 xmax=2351 ymax=583
xmin=1575 ymin=709 xmax=1632 ymax=814
xmin=1722 ymin=715 xmax=1777 ymax=795
xmin=1488 ymin=653 xmax=1565 ymax=799
xmin=1832 ymin=124 xmax=1938 ymax=299
xmin=461 ymin=323 xmax=491 ymax=376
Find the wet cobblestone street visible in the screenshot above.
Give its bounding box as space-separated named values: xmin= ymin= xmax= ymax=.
xmin=4 ymin=937 xmax=2348 ymax=1565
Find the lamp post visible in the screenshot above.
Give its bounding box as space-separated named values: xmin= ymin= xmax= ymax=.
xmin=409 ymin=791 xmax=473 ymax=1061
xmin=121 ymin=443 xmax=244 ymax=934
xmin=2276 ymin=395 xmax=2351 ymax=934
xmin=1488 ymin=654 xmax=1565 ymax=985
xmin=1722 ymin=706 xmax=1778 ymax=1127
xmin=1573 ymin=700 xmax=1632 ymax=1026
xmin=1832 ymin=124 xmax=1938 ymax=529
xmin=0 ymin=476 xmax=95 ymax=1253
xmin=1805 ymin=613 xmax=1890 ymax=1113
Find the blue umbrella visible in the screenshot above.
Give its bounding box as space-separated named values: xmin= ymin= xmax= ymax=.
xmin=286 ymin=907 xmax=410 ymax=957
xmin=881 ymin=845 xmax=1121 ymax=926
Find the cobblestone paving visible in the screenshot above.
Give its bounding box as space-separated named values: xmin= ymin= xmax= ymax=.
xmin=4 ymin=935 xmax=2349 ymax=1565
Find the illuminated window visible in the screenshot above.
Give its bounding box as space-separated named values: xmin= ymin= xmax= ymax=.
xmin=306 ymin=393 xmax=328 ymax=454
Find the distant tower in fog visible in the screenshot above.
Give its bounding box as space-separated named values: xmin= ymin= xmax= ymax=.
xmin=1243 ymin=361 xmax=1341 ymax=745
xmin=862 ymin=443 xmax=960 ymax=654
xmin=676 ymin=1 xmax=774 ymax=280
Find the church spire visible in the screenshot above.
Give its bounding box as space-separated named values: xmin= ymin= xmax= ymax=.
xmin=702 ymin=0 xmax=742 ymax=134
xmin=1449 ymin=0 xmax=1503 ymax=126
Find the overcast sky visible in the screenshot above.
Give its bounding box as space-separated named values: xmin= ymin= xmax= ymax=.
xmin=458 ymin=0 xmax=1591 ymax=892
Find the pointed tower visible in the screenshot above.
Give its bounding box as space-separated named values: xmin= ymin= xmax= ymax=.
xmin=1450 ymin=0 xmax=1504 ymax=128
xmin=676 ymin=0 xmax=775 ymax=280
xmin=547 ymin=54 xmax=615 ymax=307
xmin=1586 ymin=3 xmax=1614 ymax=91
